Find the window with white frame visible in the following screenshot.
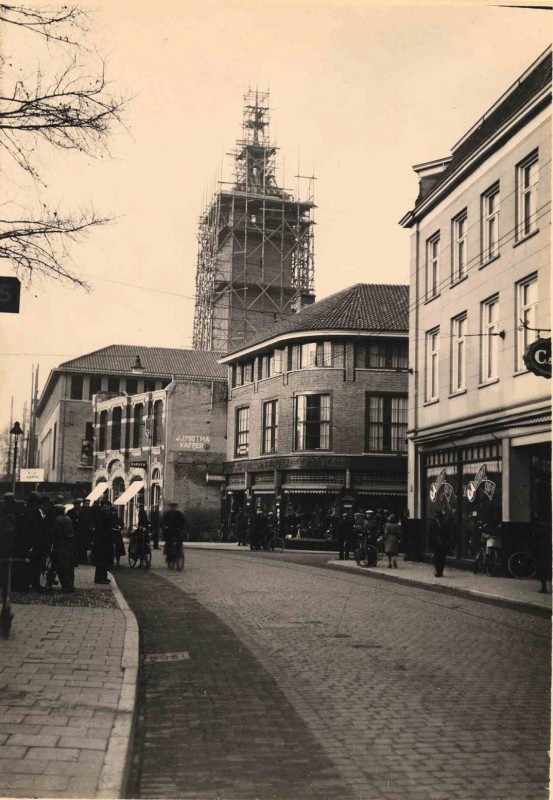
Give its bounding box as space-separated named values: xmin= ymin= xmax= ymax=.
xmin=262 ymin=399 xmax=278 ymax=454
xmin=426 ymin=233 xmax=440 ymax=299
xmin=451 ymin=314 xmax=467 ymax=393
xmin=452 ymin=211 xmax=467 ymax=282
xmin=426 ymin=328 xmax=440 ymax=402
xmin=235 ymin=407 xmax=250 ymax=457
xmin=365 ymin=394 xmax=407 ymax=453
xmin=516 ymin=274 xmax=538 ymax=370
xmin=481 ymin=295 xmax=499 ymax=383
xmin=294 ymin=394 xmax=331 ymax=451
xmin=289 ymin=341 xmax=334 ymax=369
xmin=272 ymin=349 xmax=283 ymax=374
xmin=517 ymin=151 xmax=539 ymax=240
xmin=482 ymin=183 xmax=500 ymax=262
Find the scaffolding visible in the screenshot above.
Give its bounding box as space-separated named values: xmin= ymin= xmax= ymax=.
xmin=193 ymin=90 xmax=316 ymax=352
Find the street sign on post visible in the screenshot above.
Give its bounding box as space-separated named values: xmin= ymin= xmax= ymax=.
xmin=20 ymin=468 xmax=45 ymax=483
xmin=0 ymin=277 xmax=21 ymax=314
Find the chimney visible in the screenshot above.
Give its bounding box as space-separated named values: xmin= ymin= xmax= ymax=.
xmin=296 ymin=292 xmax=316 ymax=312
xmin=413 ymin=157 xmax=452 ymax=204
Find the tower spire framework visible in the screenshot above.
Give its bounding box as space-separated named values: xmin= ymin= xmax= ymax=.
xmin=193 ymin=89 xmax=316 ymax=352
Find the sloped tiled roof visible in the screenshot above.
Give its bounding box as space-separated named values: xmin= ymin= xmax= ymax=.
xmin=225 ymin=283 xmax=409 ymax=356
xmin=59 ymin=345 xmax=227 ymax=380
xmin=414 ymin=50 xmax=551 ymax=209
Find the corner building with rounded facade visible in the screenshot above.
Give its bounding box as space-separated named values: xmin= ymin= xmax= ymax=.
xmin=220 ymin=283 xmax=409 ymax=536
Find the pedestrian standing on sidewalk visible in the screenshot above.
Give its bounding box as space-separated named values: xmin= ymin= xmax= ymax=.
xmin=91 ymin=502 xmax=114 ymax=585
xmin=150 ymin=506 xmax=160 ymax=549
xmin=110 ymin=507 xmax=125 ymax=567
xmin=52 ymin=505 xmax=76 ymax=593
xmin=337 ymin=512 xmax=354 ymax=560
xmin=384 ymin=514 xmax=401 ymax=568
xmin=235 ymin=508 xmax=248 ymax=547
xmin=431 ymin=513 xmax=449 ymax=578
xmin=533 ymin=516 xmax=551 ymax=594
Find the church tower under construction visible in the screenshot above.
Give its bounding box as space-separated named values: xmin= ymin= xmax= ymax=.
xmin=192 ymin=90 xmax=315 ymax=352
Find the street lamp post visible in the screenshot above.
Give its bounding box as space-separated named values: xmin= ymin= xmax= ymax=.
xmin=10 ymin=421 xmax=24 ymax=496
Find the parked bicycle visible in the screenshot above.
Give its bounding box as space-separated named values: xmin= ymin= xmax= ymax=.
xmin=507 ymin=549 xmax=537 ymax=579
xmin=128 ymin=526 xmax=151 ymax=569
xmin=473 ymin=525 xmax=502 ymax=577
xmin=264 ymin=534 xmax=285 ymax=553
xmin=354 ymin=534 xmax=385 ymax=567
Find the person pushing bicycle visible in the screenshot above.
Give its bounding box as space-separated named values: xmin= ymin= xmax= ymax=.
xmin=162 ymin=502 xmax=186 ymax=560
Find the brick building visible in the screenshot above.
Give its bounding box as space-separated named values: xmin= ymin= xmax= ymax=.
xmin=400 ymin=47 xmax=551 ymax=561
xmin=35 ymin=346 xmax=226 ymax=492
xmin=91 ymin=378 xmax=227 ymax=529
xmin=219 ymin=283 xmax=409 ymax=536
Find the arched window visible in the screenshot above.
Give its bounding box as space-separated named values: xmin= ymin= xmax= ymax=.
xmin=133 ymin=403 xmax=143 ymax=449
xmin=152 ymin=468 xmax=161 ymax=481
xmin=98 ymin=410 xmax=108 ymax=451
xmin=152 ymin=400 xmax=164 ymax=446
xmin=111 ymin=406 xmax=122 ymax=450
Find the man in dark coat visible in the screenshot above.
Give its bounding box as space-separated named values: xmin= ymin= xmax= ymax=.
xmin=432 ymin=513 xmax=449 ymax=578
xmin=234 ymin=509 xmax=248 ymax=547
xmin=91 ymin=502 xmax=114 ymax=585
xmin=0 ymin=493 xmax=17 ymax=600
xmin=162 ymin=502 xmax=186 ymax=548
xmin=337 ymin=512 xmax=354 ymax=560
xmin=51 ymin=505 xmax=76 ymax=592
xmin=533 ymin=516 xmax=551 ymax=593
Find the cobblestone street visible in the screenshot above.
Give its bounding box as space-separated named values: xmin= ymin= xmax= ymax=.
xmin=116 ymin=549 xmax=551 ymax=800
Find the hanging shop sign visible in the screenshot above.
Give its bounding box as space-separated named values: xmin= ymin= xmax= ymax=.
xmin=523 ymin=338 xmax=551 ymax=379
xmin=466 ymin=464 xmax=496 ymax=502
xmin=0 ymin=277 xmax=21 ymax=314
xmin=429 ymin=468 xmax=454 ymax=502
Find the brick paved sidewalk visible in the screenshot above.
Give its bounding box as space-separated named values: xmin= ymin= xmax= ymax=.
xmin=0 ymin=565 xmax=138 ymax=799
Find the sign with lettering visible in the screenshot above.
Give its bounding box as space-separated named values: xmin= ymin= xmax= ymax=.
xmin=429 ymin=468 xmax=454 ymax=503
xmin=130 ymin=461 xmax=147 ymax=469
xmin=523 ymin=338 xmax=551 ymax=379
xmin=0 ymin=277 xmax=21 ymax=314
xmin=20 ymin=468 xmax=44 ymax=483
xmin=176 ymin=434 xmax=211 ymax=452
xmin=466 ymin=464 xmax=496 ymax=502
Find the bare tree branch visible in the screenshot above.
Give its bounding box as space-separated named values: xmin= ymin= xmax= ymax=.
xmin=0 ymin=4 xmax=88 ymax=46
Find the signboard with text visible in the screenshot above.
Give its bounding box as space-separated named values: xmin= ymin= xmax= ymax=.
xmin=176 ymin=434 xmax=210 ymax=452
xmin=523 ymin=338 xmax=551 ymax=379
xmin=0 ymin=277 xmax=21 ymax=314
xmin=20 ymin=468 xmax=45 ymax=483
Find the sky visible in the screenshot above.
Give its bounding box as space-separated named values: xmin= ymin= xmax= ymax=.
xmin=0 ymin=0 xmax=550 ymax=431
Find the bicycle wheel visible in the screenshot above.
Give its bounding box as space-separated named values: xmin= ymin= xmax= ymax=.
xmin=209 ymin=528 xmax=223 ymax=543
xmin=268 ymin=536 xmax=284 ymax=553
xmin=366 ymin=545 xmax=379 ymax=567
xmin=141 ymin=549 xmax=152 ymax=570
xmin=0 ymin=603 xmax=13 ymax=638
xmin=508 ymin=551 xmax=536 ymax=579
xmin=486 ymin=550 xmax=500 ymax=577
xmin=128 ymin=542 xmax=139 ymax=568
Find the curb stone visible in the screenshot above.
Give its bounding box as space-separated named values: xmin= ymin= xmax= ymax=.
xmin=96 ymin=573 xmax=139 ymax=799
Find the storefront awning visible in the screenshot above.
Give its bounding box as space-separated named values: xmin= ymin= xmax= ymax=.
xmin=114 ymin=481 xmax=144 ymax=506
xmin=86 ymin=482 xmax=108 ymax=502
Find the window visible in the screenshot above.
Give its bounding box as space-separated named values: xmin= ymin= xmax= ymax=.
xmin=259 ymin=355 xmax=272 ymax=380
xmin=294 ymin=394 xmax=331 ymax=451
xmin=81 ymin=422 xmax=94 ymax=466
xmin=144 ymin=378 xmax=156 ymax=392
xmin=426 ymin=329 xmax=440 ymax=402
xmin=272 ymin=349 xmax=283 ymax=374
xmin=111 ymin=407 xmax=122 ymax=450
xmin=89 ymin=375 xmax=102 ymax=399
xmin=426 ymin=233 xmax=440 ymax=299
xmin=482 ymin=183 xmax=500 ymax=262
xmin=481 ymin=296 xmax=499 ymax=382
xmin=152 ymin=400 xmax=164 ymax=446
xmin=289 ymin=341 xmax=335 ymax=369
xmin=126 ymin=378 xmax=138 ymax=394
xmin=517 ymin=151 xmax=539 ymax=240
xmin=451 ymin=314 xmax=467 ymax=393
xmin=356 ymin=341 xmax=408 ymax=369
xmin=235 ymin=407 xmax=249 ymax=457
xmin=243 ymin=361 xmax=254 ymax=383
xmin=70 ymin=375 xmax=83 ymax=400
xmin=98 ymin=410 xmax=108 ymax=451
xmin=516 ymin=274 xmax=538 ymax=370
xmin=262 ymin=400 xmax=278 ymax=454
xmin=107 ymin=377 xmax=120 ymax=393
xmin=452 ymin=211 xmax=467 ymax=282
xmin=133 ymin=403 xmax=144 ymax=448
xmin=365 ymin=395 xmax=407 ymax=453
xmin=52 ymin=422 xmax=57 ymax=468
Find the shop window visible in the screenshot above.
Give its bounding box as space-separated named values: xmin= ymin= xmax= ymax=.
xmin=481 ymin=295 xmax=499 ymax=382
xmin=89 ymin=375 xmax=103 ymax=399
xmin=294 ymin=394 xmax=330 ymax=451
xmin=111 ymin=407 xmax=122 ymax=450
xmin=235 ymin=407 xmax=249 ymax=457
xmin=425 ymin=328 xmax=440 ymax=401
xmin=126 ymin=378 xmax=138 ymax=395
xmin=426 ymin=232 xmax=440 ymax=300
xmin=133 ymin=403 xmax=144 ymax=448
xmin=516 ymin=273 xmax=538 ymax=371
xmin=516 ymin=150 xmax=539 ymax=240
xmin=365 ymin=394 xmax=407 ymax=453
xmin=451 ymin=210 xmax=467 ymax=283
xmin=98 ymin=410 xmax=108 ymax=451
xmin=450 ymin=313 xmax=467 ymax=393
xmin=152 ymin=400 xmax=163 ymax=446
xmin=482 ymin=183 xmax=500 ymax=263
xmin=262 ymin=399 xmax=278 ymax=454
xmin=70 ymin=375 xmax=83 ymax=400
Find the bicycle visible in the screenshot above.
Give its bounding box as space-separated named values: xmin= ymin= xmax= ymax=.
xmin=473 ymin=529 xmax=502 ymax=577
xmin=128 ymin=527 xmax=151 ymax=570
xmin=39 ymin=553 xmax=57 ymax=590
xmin=166 ymin=540 xmax=185 ymax=571
xmin=507 ymin=549 xmax=537 ymax=579
xmin=265 ymin=534 xmax=285 ymax=553
xmin=354 ymin=535 xmax=384 ymax=567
